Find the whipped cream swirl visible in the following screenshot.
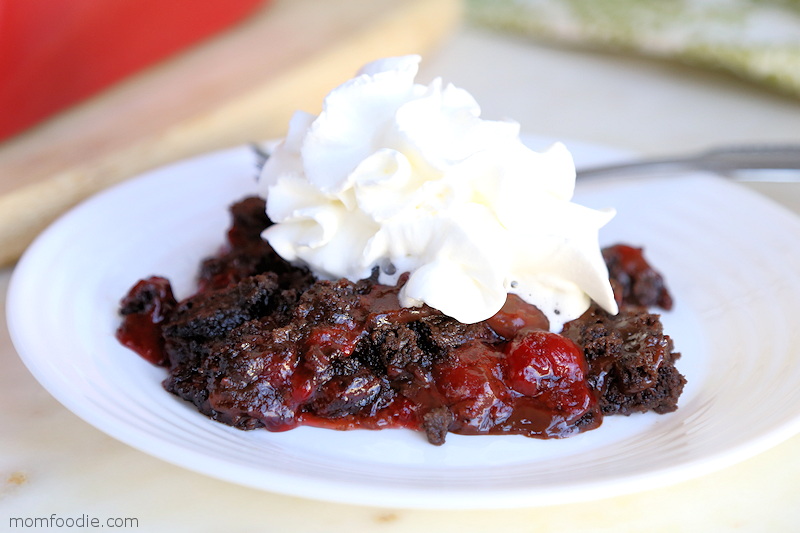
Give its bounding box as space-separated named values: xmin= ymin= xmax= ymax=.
xmin=258 ymin=55 xmax=618 ymax=329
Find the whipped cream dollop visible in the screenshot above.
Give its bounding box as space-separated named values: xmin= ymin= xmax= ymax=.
xmin=257 ymin=55 xmax=618 ymax=330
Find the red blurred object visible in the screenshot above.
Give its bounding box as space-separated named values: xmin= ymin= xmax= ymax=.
xmin=0 ymin=0 xmax=267 ymax=141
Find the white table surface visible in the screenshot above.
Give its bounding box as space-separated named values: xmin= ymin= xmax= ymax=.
xmin=3 ymin=24 xmax=800 ymax=532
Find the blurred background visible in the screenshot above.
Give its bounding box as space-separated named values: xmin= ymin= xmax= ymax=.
xmin=1 ymin=0 xmax=799 ymax=531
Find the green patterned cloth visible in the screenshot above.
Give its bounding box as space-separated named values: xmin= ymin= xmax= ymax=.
xmin=466 ymin=0 xmax=800 ymax=99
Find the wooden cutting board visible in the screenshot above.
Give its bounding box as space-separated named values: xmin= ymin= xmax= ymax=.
xmin=0 ymin=0 xmax=461 ymax=267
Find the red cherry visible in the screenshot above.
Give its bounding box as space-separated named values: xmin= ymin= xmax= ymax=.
xmin=505 ymin=331 xmax=591 ymax=410
xmin=432 ymin=341 xmax=513 ymax=434
xmin=486 ymin=294 xmax=550 ymax=339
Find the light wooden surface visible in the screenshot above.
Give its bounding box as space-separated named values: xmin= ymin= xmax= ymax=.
xmin=3 ymin=10 xmax=800 ymax=533
xmin=0 ymin=0 xmax=460 ymax=266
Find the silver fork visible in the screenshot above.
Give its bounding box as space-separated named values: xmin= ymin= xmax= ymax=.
xmin=576 ymin=144 xmax=800 ymax=181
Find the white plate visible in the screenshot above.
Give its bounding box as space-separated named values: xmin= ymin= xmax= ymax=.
xmin=8 ymin=138 xmax=800 ymax=509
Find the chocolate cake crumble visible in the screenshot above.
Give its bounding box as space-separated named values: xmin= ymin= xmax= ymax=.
xmin=117 ymin=197 xmax=685 ymax=445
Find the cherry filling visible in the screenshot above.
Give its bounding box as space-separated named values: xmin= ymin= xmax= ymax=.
xmin=116 ymin=197 xmax=684 ymax=445
xmin=117 ymin=277 xmax=175 ymax=366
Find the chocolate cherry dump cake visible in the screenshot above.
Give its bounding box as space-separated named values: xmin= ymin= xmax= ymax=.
xmin=116 ymin=55 xmax=684 ymax=445
xmin=117 ymin=197 xmax=684 ymax=445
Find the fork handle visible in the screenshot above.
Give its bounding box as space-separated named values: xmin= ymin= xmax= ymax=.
xmin=577 ymin=144 xmax=800 ymax=179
